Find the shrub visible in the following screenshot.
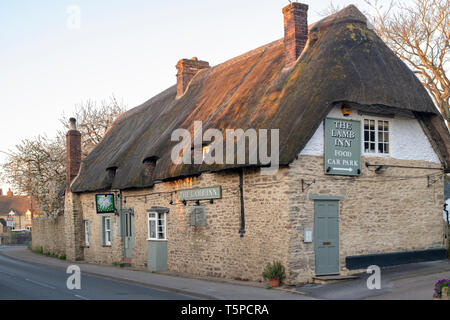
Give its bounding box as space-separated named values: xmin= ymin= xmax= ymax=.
xmin=433 ymin=279 xmax=450 ymax=299
xmin=112 ymin=261 xmax=120 ymax=267
xmin=59 ymin=254 xmax=66 ymax=260
xmin=262 ymin=261 xmax=286 ymax=283
xmin=34 ymin=246 xmax=44 ymax=254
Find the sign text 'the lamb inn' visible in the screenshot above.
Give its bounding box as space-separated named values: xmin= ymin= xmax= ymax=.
xmin=324 ymin=118 xmax=362 ymax=176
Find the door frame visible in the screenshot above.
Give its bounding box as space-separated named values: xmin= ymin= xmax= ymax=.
xmin=310 ymin=195 xmax=344 ymax=276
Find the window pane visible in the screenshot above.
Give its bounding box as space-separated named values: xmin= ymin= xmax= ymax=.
xmin=384 ymin=144 xmax=389 ymax=153
xmin=370 ymin=120 xmax=375 ymax=130
xmin=370 ymin=132 xmax=375 ymax=141
xmin=378 ymin=132 xmax=384 ymax=143
xmin=364 ymin=120 xmax=369 ymax=130
xmin=149 ymin=213 xmax=156 ymax=218
xmin=384 ymin=132 xmax=389 ymax=143
xmin=379 ymin=143 xmax=384 ymax=153
xmin=149 ymin=220 xmax=156 ymax=239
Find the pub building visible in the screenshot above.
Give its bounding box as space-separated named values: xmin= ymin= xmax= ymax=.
xmin=61 ymin=4 xmax=449 ymax=284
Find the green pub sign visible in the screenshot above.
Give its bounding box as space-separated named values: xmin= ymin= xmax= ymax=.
xmin=324 ymin=118 xmax=361 ymax=176
xmin=95 ymin=194 xmax=116 ymax=214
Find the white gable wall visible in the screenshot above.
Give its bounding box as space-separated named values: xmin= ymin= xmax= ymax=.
xmin=300 ymin=106 xmax=441 ymax=164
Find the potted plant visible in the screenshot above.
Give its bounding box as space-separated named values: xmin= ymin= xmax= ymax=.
xmin=433 ymin=279 xmax=450 ymax=300
xmin=262 ymin=261 xmax=286 ymax=288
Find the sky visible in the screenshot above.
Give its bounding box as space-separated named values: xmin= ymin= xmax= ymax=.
xmin=0 ymin=0 xmax=414 ymax=193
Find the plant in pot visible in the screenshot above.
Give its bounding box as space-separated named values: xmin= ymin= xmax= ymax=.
xmin=433 ymin=279 xmax=450 ymax=300
xmin=262 ymin=261 xmax=286 ymax=288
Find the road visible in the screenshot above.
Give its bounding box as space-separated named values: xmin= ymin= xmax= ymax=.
xmin=0 ymin=246 xmax=195 ymax=300
xmin=297 ymin=259 xmax=450 ymax=300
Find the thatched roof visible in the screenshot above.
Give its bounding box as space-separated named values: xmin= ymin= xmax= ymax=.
xmin=71 ymin=5 xmax=450 ymax=193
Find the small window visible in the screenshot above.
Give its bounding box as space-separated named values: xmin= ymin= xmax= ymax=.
xmin=84 ymin=220 xmax=90 ymax=246
xmin=104 ymin=217 xmax=112 ymax=246
xmin=364 ymin=119 xmax=390 ymax=154
xmin=148 ymin=212 xmax=166 ymax=240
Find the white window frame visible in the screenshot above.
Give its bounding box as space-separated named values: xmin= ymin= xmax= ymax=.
xmin=104 ymin=217 xmax=112 ymax=246
xmin=84 ymin=220 xmax=90 ymax=246
xmin=147 ymin=211 xmax=167 ymax=241
xmin=362 ymin=117 xmax=391 ymax=156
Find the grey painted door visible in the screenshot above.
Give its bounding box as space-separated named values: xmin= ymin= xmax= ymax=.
xmin=314 ymin=201 xmax=339 ymax=275
xmin=122 ymin=208 xmax=135 ymax=259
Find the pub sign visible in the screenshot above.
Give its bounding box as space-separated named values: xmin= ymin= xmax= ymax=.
xmin=96 ymin=194 xmax=116 ymax=214
xmin=324 ymin=118 xmax=361 ymax=176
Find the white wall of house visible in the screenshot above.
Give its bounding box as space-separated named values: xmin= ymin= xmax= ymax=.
xmin=300 ymin=106 xmax=441 ymax=164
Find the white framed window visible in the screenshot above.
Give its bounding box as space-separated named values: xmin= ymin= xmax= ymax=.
xmin=84 ymin=220 xmax=90 ymax=246
xmin=104 ymin=217 xmax=112 ymax=246
xmin=148 ymin=212 xmax=166 ymax=240
xmin=363 ymin=118 xmax=390 ymax=154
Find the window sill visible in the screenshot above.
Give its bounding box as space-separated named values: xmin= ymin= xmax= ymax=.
xmin=81 ymin=245 xmax=90 ymax=248
xmin=363 ymin=153 xmax=390 ymax=158
xmin=102 ymin=245 xmax=112 ymax=248
xmin=147 ymin=239 xmax=168 ymax=242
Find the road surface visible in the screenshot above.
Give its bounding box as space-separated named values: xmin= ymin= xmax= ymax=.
xmin=297 ymin=259 xmax=450 ymax=300
xmin=0 ymin=246 xmax=195 ymax=300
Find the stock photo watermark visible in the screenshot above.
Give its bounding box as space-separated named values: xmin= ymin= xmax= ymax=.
xmin=367 ymin=265 xmax=381 ymax=290
xmin=66 ymin=265 xmax=81 ymax=290
xmin=66 ymin=5 xmax=81 ymax=30
xmin=171 ymin=121 xmax=280 ymax=175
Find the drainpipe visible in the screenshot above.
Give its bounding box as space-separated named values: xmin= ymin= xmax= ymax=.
xmin=239 ymin=168 xmax=246 ymax=238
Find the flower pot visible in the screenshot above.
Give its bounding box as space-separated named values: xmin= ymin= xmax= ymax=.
xmin=434 ymin=286 xmax=450 ymax=300
xmin=442 ymin=287 xmax=450 ymax=300
xmin=269 ymin=279 xmax=280 ymax=287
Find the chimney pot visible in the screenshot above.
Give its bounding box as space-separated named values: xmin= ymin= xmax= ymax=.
xmin=6 ymin=188 xmax=13 ymax=197
xmin=69 ymin=118 xmax=77 ymax=131
xmin=176 ymin=58 xmax=210 ymax=98
xmin=283 ymin=2 xmax=309 ymax=67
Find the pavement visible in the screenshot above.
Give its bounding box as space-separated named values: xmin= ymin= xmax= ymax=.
xmin=0 ymin=246 xmax=311 ymax=300
xmin=295 ymin=259 xmax=450 ymax=300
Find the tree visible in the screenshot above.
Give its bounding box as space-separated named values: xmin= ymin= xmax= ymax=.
xmin=366 ymin=0 xmax=449 ymax=121
xmin=60 ymin=95 xmax=126 ymax=157
xmin=0 ymin=96 xmax=126 ymax=216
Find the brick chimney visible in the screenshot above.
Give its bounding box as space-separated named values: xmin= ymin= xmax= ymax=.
xmin=176 ymin=57 xmax=210 ymax=98
xmin=66 ymin=118 xmax=82 ymax=190
xmin=283 ymin=2 xmax=309 ymax=67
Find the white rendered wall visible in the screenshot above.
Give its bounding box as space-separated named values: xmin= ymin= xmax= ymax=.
xmin=300 ymin=106 xmax=440 ymax=164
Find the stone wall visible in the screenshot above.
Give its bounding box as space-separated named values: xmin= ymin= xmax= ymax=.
xmin=80 ymin=168 xmax=291 ymax=282
xmin=71 ymin=154 xmax=445 ymax=285
xmin=31 ymin=215 xmax=65 ymax=255
xmin=287 ymin=155 xmax=445 ymax=283
xmin=0 ymin=231 xmax=31 ymax=245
